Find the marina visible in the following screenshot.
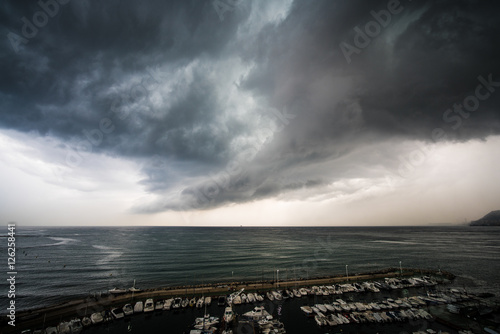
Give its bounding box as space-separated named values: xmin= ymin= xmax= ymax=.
xmin=3 ymin=268 xmax=499 ymax=333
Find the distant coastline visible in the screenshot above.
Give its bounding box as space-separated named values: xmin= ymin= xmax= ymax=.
xmin=470 ymin=210 xmax=500 ymax=226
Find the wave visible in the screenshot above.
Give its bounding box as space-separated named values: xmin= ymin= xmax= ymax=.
xmin=39 ymin=237 xmax=79 ymax=247
xmin=92 ymin=245 xmax=113 ymax=250
xmin=370 ymin=240 xmax=420 ymax=245
xmin=93 ymin=244 xmax=124 ymax=265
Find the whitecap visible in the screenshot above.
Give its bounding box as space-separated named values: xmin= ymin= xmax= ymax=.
xmin=370 ymin=240 xmax=420 ymax=245
xmin=40 ymin=237 xmax=79 ymax=247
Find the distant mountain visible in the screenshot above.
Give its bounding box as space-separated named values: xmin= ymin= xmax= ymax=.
xmin=470 ymin=210 xmax=500 ymax=226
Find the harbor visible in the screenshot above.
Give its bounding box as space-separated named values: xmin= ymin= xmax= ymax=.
xmin=3 ymin=268 xmax=499 ymax=333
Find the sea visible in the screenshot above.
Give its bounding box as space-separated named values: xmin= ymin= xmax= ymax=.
xmin=1 ymin=226 xmax=499 ymax=333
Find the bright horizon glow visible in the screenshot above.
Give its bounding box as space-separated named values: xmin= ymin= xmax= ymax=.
xmin=1 ymin=130 xmax=498 ymax=226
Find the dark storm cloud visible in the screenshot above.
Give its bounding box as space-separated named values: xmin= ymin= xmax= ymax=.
xmin=1 ymin=0 xmax=499 ymax=213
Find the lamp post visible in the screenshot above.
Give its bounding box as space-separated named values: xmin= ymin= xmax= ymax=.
xmin=277 ymin=269 xmax=279 ymax=288
xmin=399 ymin=261 xmax=402 ymax=276
xmin=346 ymin=265 xmax=349 ymax=281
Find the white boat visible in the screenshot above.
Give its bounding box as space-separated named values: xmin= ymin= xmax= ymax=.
xmin=155 ymin=300 xmax=164 ymax=310
xmin=133 ymin=301 xmax=143 ymax=313
xmin=241 ymin=293 xmax=247 ymax=303
xmin=311 ymin=306 xmax=323 ymax=316
xmin=122 ymin=304 xmax=134 ymax=316
xmin=242 ymin=306 xmax=273 ymax=321
xmin=299 ymin=288 xmax=308 ymax=296
xmin=144 ymin=298 xmax=154 ymax=312
xmin=255 ymin=294 xmax=264 ymax=302
xmin=223 ymin=306 xmax=234 ymax=323
xmin=194 ymin=314 xmax=220 ymax=329
xmin=324 ymin=304 xmax=336 ymax=312
xmin=45 ymin=327 xmax=58 ymax=334
xmin=293 ymin=289 xmax=301 ymax=298
xmin=189 ymin=297 xmax=196 ymax=307
xmin=109 ymin=287 xmax=127 ymax=295
xmin=181 ymin=298 xmax=189 ymax=308
xmin=338 ymin=313 xmax=350 ymax=324
xmin=111 ymin=307 xmax=124 ymax=319
xmin=172 ymin=297 xmax=182 ymax=309
xmin=314 ymin=314 xmax=327 ymax=326
xmin=300 ymin=306 xmax=313 ymax=316
xmin=271 ymin=290 xmax=283 ymax=300
xmin=90 ymin=312 xmax=103 ymax=324
xmin=204 ymin=296 xmax=212 ymax=305
xmin=69 ymin=318 xmax=83 ymax=333
xmin=196 ymin=297 xmax=204 ymax=308
xmin=81 ymin=317 xmax=91 ymax=327
xmin=266 ymin=291 xmax=274 ymax=301
xmin=247 ymin=293 xmax=255 ymax=303
xmin=164 ymin=298 xmax=174 ymax=310
xmin=57 ymin=321 xmax=71 ymax=334
xmin=129 ymin=279 xmax=142 ymax=293
xmin=315 ymin=304 xmax=327 ymax=313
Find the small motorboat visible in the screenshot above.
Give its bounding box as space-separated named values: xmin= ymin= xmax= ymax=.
xmin=300 ymin=305 xmax=313 ymax=316
xmin=204 ymin=296 xmax=212 ymax=305
xmin=266 ymin=291 xmax=274 ymax=301
xmin=173 ymin=297 xmax=182 ymax=309
xmin=57 ymin=321 xmax=71 ymax=334
xmin=45 ymin=327 xmax=58 ymax=334
xmin=223 ymin=306 xmax=234 ymax=323
xmin=144 ymin=299 xmax=154 ymax=313
xmin=81 ymin=317 xmax=92 ymax=327
xmin=155 ymin=300 xmax=164 ymax=311
xmin=90 ymin=312 xmax=103 ymax=324
xmin=315 ymin=304 xmax=327 ymax=313
xmin=134 ymin=301 xmax=143 ymax=313
xmin=196 ymin=297 xmax=204 ymax=308
xmin=111 ymin=307 xmax=124 ymax=319
xmin=69 ymin=318 xmax=83 ymax=333
xmin=232 ymin=295 xmax=241 ymax=305
xmin=164 ymin=298 xmax=174 ymax=310
xmin=122 ymin=304 xmax=134 ymax=316
xmin=109 ymin=287 xmax=127 ymax=295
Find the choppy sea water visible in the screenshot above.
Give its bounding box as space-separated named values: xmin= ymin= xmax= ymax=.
xmin=1 ymin=226 xmax=499 ymax=314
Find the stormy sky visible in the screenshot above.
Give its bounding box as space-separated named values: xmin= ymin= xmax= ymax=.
xmin=1 ymin=0 xmax=499 ymax=226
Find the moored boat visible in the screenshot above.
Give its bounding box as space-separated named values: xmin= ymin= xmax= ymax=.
xmin=90 ymin=312 xmax=103 ymax=324
xmin=109 ymin=287 xmax=127 ymax=295
xmin=69 ymin=318 xmax=83 ymax=334
xmin=155 ymin=300 xmax=164 ymax=311
xmin=57 ymin=321 xmax=71 ymax=334
xmin=122 ymin=303 xmax=133 ymax=316
xmin=223 ymin=306 xmax=234 ymax=323
xmin=133 ymin=301 xmax=143 ymax=313
xmin=164 ymin=298 xmax=174 ymax=310
xmin=300 ymin=305 xmax=314 ymax=316
xmin=144 ymin=299 xmax=154 ymax=313
xmin=111 ymin=307 xmax=124 ymax=319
